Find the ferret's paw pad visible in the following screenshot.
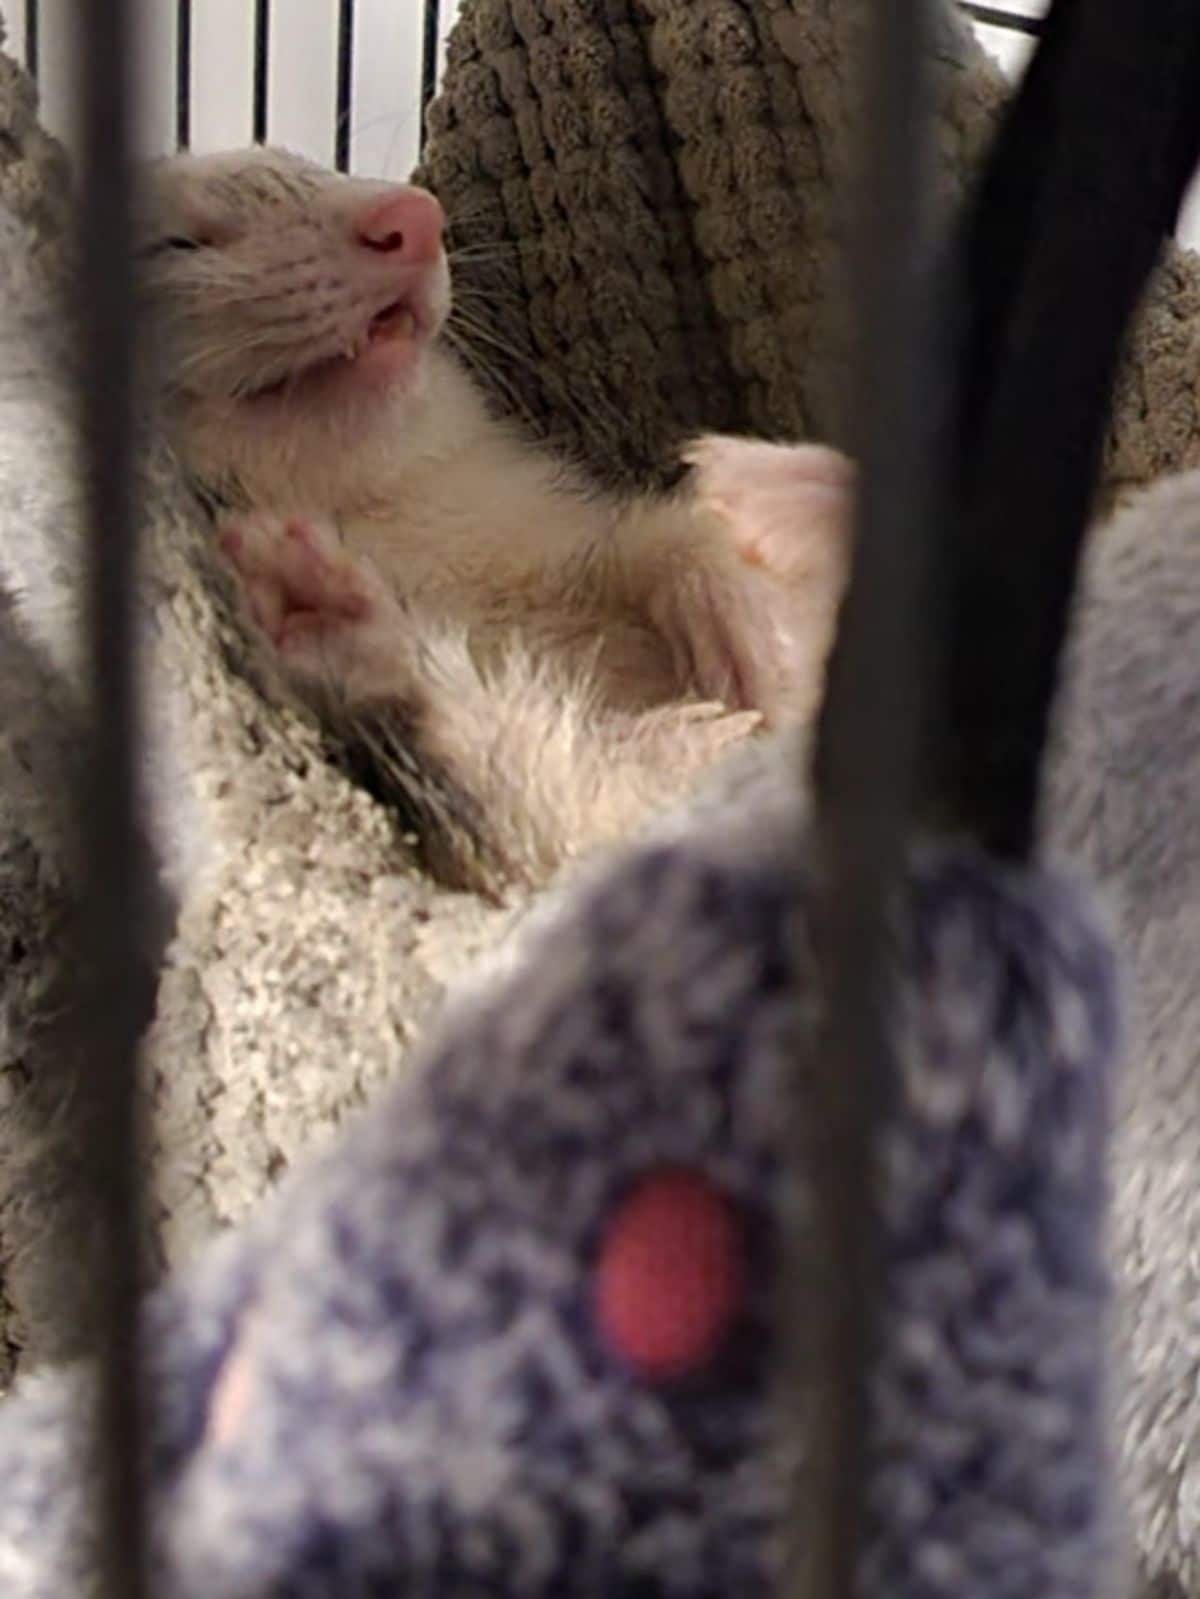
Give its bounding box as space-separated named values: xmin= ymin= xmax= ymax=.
xmin=684 ymin=434 xmax=854 ymax=587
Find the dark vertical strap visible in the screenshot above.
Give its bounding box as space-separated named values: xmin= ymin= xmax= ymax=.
xmin=175 ymin=0 xmax=192 ymax=150
xmin=335 ymin=0 xmax=355 ymax=172
xmin=931 ymin=0 xmax=1200 ymax=856
xmin=253 ymin=0 xmax=270 ymax=145
xmin=74 ymin=1 xmax=152 ymax=1595
xmin=800 ymin=7 xmax=945 ymax=1599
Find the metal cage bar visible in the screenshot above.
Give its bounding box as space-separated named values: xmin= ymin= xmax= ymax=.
xmin=175 ymin=0 xmax=192 ymax=149
xmin=335 ymin=0 xmax=355 ymax=172
xmin=11 ymin=1 xmax=1044 ymax=168
xmin=253 ymin=0 xmax=270 ymax=145
xmin=11 ymin=0 xmax=1044 ymax=183
xmin=420 ymin=0 xmax=441 ymax=153
xmin=798 ymin=5 xmax=945 ymax=1599
xmin=23 ymin=0 xmax=37 ymax=79
xmin=74 ymin=0 xmax=153 ymax=1593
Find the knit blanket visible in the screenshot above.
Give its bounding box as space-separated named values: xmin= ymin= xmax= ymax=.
xmin=3 ymin=1 xmax=1200 ymax=1591
xmin=416 ymin=0 xmax=1200 ymax=498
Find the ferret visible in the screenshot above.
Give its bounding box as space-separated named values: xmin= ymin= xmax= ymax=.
xmin=136 ymin=146 xmax=851 ymax=894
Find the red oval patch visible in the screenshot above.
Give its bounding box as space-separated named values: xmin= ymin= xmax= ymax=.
xmin=593 ymin=1168 xmax=746 ymax=1381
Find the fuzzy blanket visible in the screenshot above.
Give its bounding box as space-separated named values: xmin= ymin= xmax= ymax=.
xmin=4 ymin=1 xmax=1200 ymax=1591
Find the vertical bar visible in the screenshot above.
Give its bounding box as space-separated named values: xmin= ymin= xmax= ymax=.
xmin=175 ymin=0 xmax=192 ymax=149
xmin=797 ymin=6 xmax=942 ymax=1599
xmin=24 ymin=0 xmax=38 ymax=80
xmin=335 ymin=0 xmax=354 ymax=171
xmin=253 ymin=0 xmax=270 ymax=143
xmin=74 ymin=0 xmax=151 ymax=1594
xmin=935 ymin=0 xmax=1200 ymax=855
xmin=419 ymin=0 xmax=440 ymax=152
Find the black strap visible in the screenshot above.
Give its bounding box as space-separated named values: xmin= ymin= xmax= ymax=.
xmin=932 ymin=0 xmax=1200 ymax=855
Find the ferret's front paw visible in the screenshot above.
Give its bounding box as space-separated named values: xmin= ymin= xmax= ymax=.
xmin=216 ymin=511 xmax=409 ymax=701
xmin=684 ymin=434 xmax=854 ymax=582
xmin=678 ymin=434 xmax=855 ymax=723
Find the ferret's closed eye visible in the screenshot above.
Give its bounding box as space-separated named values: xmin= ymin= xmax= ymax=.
xmin=139 ymin=234 xmax=212 ymax=260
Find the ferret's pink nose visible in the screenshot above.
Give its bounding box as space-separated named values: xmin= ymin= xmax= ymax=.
xmin=355 ymin=187 xmax=445 ymax=263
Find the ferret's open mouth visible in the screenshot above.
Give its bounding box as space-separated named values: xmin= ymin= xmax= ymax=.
xmin=368 ymin=300 xmax=419 ymax=341
xmin=241 ymin=296 xmax=427 ymax=405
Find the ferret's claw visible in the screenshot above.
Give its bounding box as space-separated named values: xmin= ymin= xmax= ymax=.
xmin=616 ymin=699 xmax=763 ymax=772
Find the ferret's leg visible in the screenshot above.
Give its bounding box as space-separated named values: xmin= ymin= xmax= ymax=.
xmin=390 ymin=641 xmax=763 ymax=887
xmin=216 ymin=509 xmax=761 ymax=889
xmin=628 ymin=437 xmax=853 ymax=727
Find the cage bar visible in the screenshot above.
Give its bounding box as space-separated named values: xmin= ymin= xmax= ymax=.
xmin=335 ymin=0 xmax=355 ymax=172
xmin=175 ymin=0 xmax=191 ymax=149
xmin=11 ymin=2 xmax=1043 ymax=173
xmin=253 ymin=0 xmax=269 ymax=144
xmin=419 ymin=0 xmax=440 ymax=151
xmin=23 ymin=0 xmax=37 ymax=78
xmin=796 ymin=1 xmax=944 ymax=1598
xmin=74 ymin=0 xmax=153 ymax=1592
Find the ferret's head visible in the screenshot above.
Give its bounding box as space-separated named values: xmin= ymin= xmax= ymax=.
xmin=136 ymin=146 xmax=461 ymax=511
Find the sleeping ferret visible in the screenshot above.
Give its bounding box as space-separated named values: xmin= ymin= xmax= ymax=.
xmin=136 ymin=146 xmax=851 ymax=893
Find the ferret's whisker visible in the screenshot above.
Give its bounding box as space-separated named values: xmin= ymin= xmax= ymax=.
xmin=446 ymin=307 xmax=630 ymax=443
xmin=442 ymin=324 xmax=544 ymax=435
xmin=444 ymin=307 xmax=556 ymax=377
xmin=451 ymin=282 xmax=533 ymax=314
xmin=447 ymin=240 xmax=520 ymax=263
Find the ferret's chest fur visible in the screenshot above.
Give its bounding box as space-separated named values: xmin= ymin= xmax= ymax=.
xmin=191 ymin=351 xmax=688 ymax=709
xmin=347 ymin=493 xmax=680 ymax=709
